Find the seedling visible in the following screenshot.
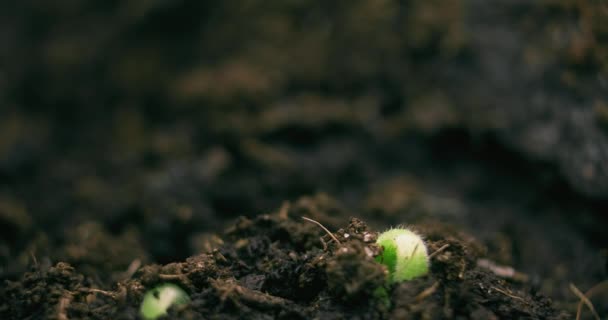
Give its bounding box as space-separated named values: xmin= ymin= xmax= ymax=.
xmin=376 ymin=228 xmax=429 ymax=283
xmin=140 ymin=283 xmax=190 ymax=320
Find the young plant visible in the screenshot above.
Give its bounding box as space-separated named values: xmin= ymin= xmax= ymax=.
xmin=140 ymin=283 xmax=190 ymax=320
xmin=375 ymin=228 xmax=429 ymax=283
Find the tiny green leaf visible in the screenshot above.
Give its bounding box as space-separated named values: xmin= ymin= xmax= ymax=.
xmin=140 ymin=283 xmax=190 ymax=320
xmin=376 ymin=228 xmax=429 ymax=282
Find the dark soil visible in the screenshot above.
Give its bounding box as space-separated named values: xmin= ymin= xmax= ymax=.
xmin=1 ymin=207 xmax=568 ymax=319
xmin=1 ymin=0 xmax=607 ymax=319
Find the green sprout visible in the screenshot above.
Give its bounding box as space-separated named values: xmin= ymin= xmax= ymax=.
xmin=375 ymin=228 xmax=429 ymax=283
xmin=140 ymin=283 xmax=190 ymax=320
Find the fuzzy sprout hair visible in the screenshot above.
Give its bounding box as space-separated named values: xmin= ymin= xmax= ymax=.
xmin=140 ymin=283 xmax=190 ymax=320
xmin=375 ymin=227 xmax=429 ymax=282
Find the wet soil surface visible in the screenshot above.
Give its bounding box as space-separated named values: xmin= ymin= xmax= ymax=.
xmin=2 ymin=207 xmax=568 ymax=319
xmin=1 ymin=0 xmax=608 ymax=319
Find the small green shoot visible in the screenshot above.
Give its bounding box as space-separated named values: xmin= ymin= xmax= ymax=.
xmin=376 ymin=228 xmax=429 ymax=283
xmin=140 ymin=283 xmax=190 ymax=320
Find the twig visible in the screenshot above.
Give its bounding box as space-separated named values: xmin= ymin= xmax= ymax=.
xmin=477 ymin=259 xmax=529 ymax=282
xmin=576 ymin=281 xmax=608 ymax=320
xmin=401 ymin=243 xmax=420 ymax=270
xmin=158 ymin=274 xmax=189 ymax=282
xmin=82 ymin=288 xmax=116 ymax=299
xmin=56 ymin=291 xmax=73 ymax=320
xmin=302 ymin=216 xmax=341 ymax=245
xmin=211 ymin=279 xmax=292 ymax=310
xmin=409 ymin=243 xmax=420 ymax=260
xmin=123 ymin=259 xmax=141 ymax=280
xmin=158 ymin=274 xmax=184 ymax=279
xmin=570 ymin=283 xmax=601 ymax=320
xmin=415 ymin=281 xmax=440 ymax=302
xmin=29 ymin=251 xmax=38 ymax=268
xmin=428 ymin=244 xmax=450 ymax=260
xmin=491 ymin=286 xmax=526 ymax=303
xmin=278 ymin=201 xmax=290 ymax=219
xmin=319 ymin=237 xmax=328 ymax=251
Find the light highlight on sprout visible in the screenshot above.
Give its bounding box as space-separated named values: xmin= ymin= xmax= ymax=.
xmin=140 ymin=283 xmax=190 ymax=320
xmin=376 ymin=228 xmax=429 ymax=282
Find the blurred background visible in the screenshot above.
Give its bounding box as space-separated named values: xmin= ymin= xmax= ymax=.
xmin=0 ymin=0 xmax=607 ymax=315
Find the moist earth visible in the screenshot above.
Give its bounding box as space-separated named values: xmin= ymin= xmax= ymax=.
xmin=2 ymin=200 xmax=567 ymax=319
